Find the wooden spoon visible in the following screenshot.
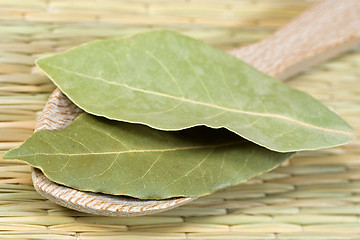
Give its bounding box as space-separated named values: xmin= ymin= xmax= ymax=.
xmin=33 ymin=0 xmax=360 ymax=216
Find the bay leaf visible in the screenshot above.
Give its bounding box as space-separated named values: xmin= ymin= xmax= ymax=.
xmin=36 ymin=30 xmax=357 ymax=152
xmin=3 ymin=114 xmax=293 ymax=199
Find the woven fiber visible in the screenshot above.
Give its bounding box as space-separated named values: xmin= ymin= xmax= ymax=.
xmin=1 ymin=0 xmax=360 ymax=239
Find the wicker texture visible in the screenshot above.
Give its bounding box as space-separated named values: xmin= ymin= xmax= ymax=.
xmin=1 ymin=0 xmax=360 ymax=239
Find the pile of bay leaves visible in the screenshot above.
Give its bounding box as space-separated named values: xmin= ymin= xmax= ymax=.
xmin=4 ymin=30 xmax=357 ymax=200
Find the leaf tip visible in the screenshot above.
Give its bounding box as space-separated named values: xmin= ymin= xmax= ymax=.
xmin=2 ymin=148 xmax=18 ymax=160
xmin=2 ymin=138 xmax=34 ymax=161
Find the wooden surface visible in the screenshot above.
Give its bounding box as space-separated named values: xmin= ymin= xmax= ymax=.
xmin=1 ymin=0 xmax=360 ymax=239
xmin=230 ymin=0 xmax=360 ymax=80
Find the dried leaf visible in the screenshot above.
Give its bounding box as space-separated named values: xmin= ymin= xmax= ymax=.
xmin=4 ymin=114 xmax=293 ymax=199
xmin=36 ymin=30 xmax=356 ymax=152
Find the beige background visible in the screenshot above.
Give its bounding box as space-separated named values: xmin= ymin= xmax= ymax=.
xmin=0 ymin=0 xmax=360 ymax=239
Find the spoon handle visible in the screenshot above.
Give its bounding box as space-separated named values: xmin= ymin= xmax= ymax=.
xmin=229 ymin=0 xmax=360 ymax=80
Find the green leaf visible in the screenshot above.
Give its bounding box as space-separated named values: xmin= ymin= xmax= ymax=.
xmin=3 ymin=114 xmax=293 ymax=199
xmin=36 ymin=30 xmax=357 ymax=152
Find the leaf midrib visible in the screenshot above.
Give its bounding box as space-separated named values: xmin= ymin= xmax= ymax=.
xmin=11 ymin=140 xmax=244 ymax=158
xmin=48 ymin=65 xmax=355 ymax=137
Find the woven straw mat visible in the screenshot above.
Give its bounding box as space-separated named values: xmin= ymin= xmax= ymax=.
xmin=0 ymin=0 xmax=360 ymax=239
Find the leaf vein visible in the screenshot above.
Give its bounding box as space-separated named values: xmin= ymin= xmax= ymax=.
xmin=16 ymin=141 xmax=242 ymax=157
xmin=51 ymin=65 xmax=355 ymax=137
xmin=145 ymin=50 xmax=184 ymax=95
